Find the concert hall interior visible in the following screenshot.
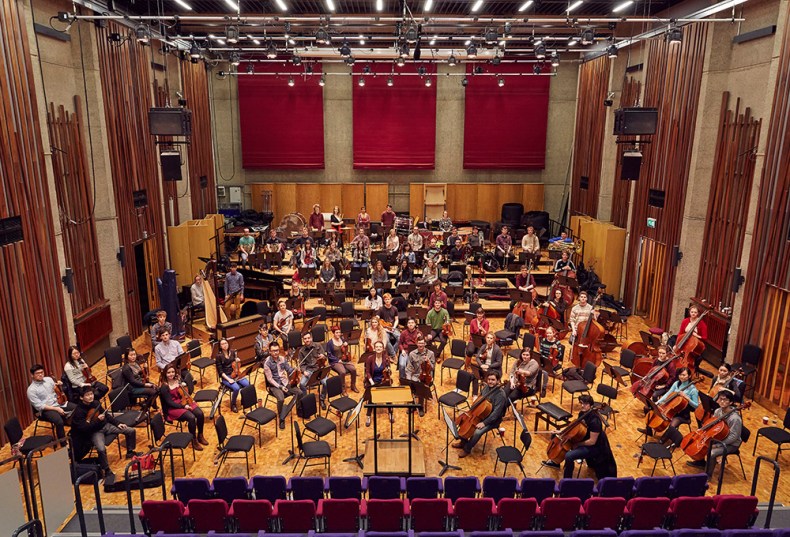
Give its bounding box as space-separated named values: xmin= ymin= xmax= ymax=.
xmin=3 ymin=0 xmax=790 ymax=535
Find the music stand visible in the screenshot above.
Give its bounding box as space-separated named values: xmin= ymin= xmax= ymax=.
xmin=404 ymin=381 xmax=433 ymax=441
xmin=438 ymin=406 xmax=462 ymax=476
xmin=280 ymin=394 xmax=300 ymax=465
xmin=298 ymin=267 xmax=316 ymax=284
xmin=510 ymin=289 xmax=533 ymax=303
xmin=343 ymin=397 xmax=366 ymax=468
xmin=306 ymin=366 xmax=332 ymax=394
xmin=602 ymin=361 xmax=628 ymax=388
xmin=418 ymin=325 xmax=433 ymax=338
xmin=301 ymin=316 xmax=319 ymax=335
xmin=398 ymin=283 xmax=416 ymax=296
xmin=357 ymin=350 xmax=373 ymax=365
xmin=264 ymin=251 xmax=283 ymax=271
xmin=374 ymin=281 xmax=392 ymax=291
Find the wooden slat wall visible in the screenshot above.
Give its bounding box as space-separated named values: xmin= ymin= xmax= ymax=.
xmin=622 ymin=24 xmax=708 ymax=328
xmin=409 ymin=183 xmax=544 ymax=224
xmin=182 ymin=59 xmax=217 ymax=219
xmin=754 ymin=287 xmax=790 ymax=410
xmin=610 ymin=77 xmax=641 ymax=229
xmin=0 ymin=0 xmax=70 ymax=430
xmin=96 ymin=22 xmax=166 ymax=336
xmin=570 ymin=56 xmax=611 ymax=218
xmin=46 ymin=97 xmax=107 ymax=317
xmin=734 ymin=2 xmax=790 ymax=407
xmin=633 ymin=238 xmax=668 ymax=321
xmin=696 ymin=92 xmax=762 ymax=309
xmin=155 ymin=78 xmax=180 ymax=227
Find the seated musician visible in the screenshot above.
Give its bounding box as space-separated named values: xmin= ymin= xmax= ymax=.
xmin=544 ymin=394 xmax=618 ymax=479
xmin=364 ymin=287 xmax=383 ymax=311
xmin=237 ymin=228 xmax=256 ymax=268
xmin=547 ymin=288 xmax=568 ymax=320
xmin=468 ymin=225 xmax=485 ymax=251
xmin=378 ymin=293 xmax=401 ymax=344
xmin=474 ymin=332 xmax=503 ymax=395
xmin=396 ymin=258 xmax=414 ymax=286
xmin=364 ymin=341 xmax=394 ymax=426
xmin=521 ymin=226 xmax=541 ymax=266
xmin=506 ymin=348 xmax=540 ymax=401
xmin=366 ymin=316 xmax=393 ymax=355
xmin=446 ymin=227 xmax=462 ymax=248
xmin=452 ymin=370 xmax=507 ymax=458
xmin=709 ymin=363 xmax=742 ymax=403
xmin=381 ymin=204 xmax=396 ymax=231
xmin=356 ymin=206 xmax=371 ymax=231
xmin=326 ymin=326 xmax=358 ymax=393
xmin=549 ymin=231 xmax=574 ymax=243
xmin=289 ymin=282 xmax=306 ymax=317
xmin=371 ymin=260 xmax=390 ymax=290
xmin=649 ymin=345 xmax=678 ymax=401
xmin=272 ymin=300 xmax=294 ymax=347
xmin=448 ymin=239 xmax=466 ymax=263
xmin=408 ymin=226 xmax=424 ymax=251
xmin=385 ymin=228 xmax=400 ymax=254
xmin=159 ymin=363 xmax=208 ymax=451
xmin=27 ymin=364 xmax=76 ymax=445
xmin=495 ymin=225 xmax=513 ymax=269
xmin=65 ymin=345 xmax=109 ymax=400
xmin=569 ymin=291 xmax=597 ymax=345
xmin=191 ymin=274 xmax=205 ymax=309
xmin=398 ymin=317 xmax=421 ymax=380
xmin=309 ymin=204 xmax=325 ymax=232
xmin=428 ymin=281 xmax=448 ymax=309
xmin=298 ymin=332 xmax=328 ymax=407
xmin=319 ymin=258 xmax=337 ymax=288
xmin=263 ymin=342 xmax=302 ymax=429
xmin=330 ymin=206 xmax=344 ymax=243
xmin=425 ymin=299 xmax=451 ymax=358
xmin=424 ymin=237 xmax=443 ymax=266
xmin=293 ymin=227 xmax=311 ymax=247
xmin=264 ymin=228 xmax=284 ymax=270
xmin=154 ymin=329 xmax=184 ymax=373
xmin=516 ymin=266 xmax=536 ymax=295
xmin=399 ymin=244 xmax=417 ymax=265
xmin=438 ymin=210 xmax=453 ymax=233
xmin=71 ymin=386 xmax=139 ymax=479
xmin=150 ymin=309 xmax=172 ymax=343
xmin=223 ymin=263 xmax=245 ymax=320
xmin=466 ymin=308 xmax=489 ymax=358
xmin=299 ymin=239 xmax=318 ymax=269
xmin=216 ymin=338 xmax=250 ymax=413
xmin=553 ymin=250 xmax=576 ymax=273
xmin=685 ymin=389 xmax=742 ymax=478
xmin=539 ymin=326 xmax=566 ymax=373
xmin=421 ymin=259 xmax=441 ymax=286
xmin=121 ymin=349 xmax=157 ymax=406
xmin=405 ymin=337 xmax=436 ymax=416
xmin=351 ymin=228 xmax=371 ymax=263
xmin=639 ymin=367 xmax=699 ymax=438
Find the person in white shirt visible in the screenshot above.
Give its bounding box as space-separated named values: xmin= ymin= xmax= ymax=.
xmin=190 ymin=274 xmax=205 ymax=307
xmin=27 ymin=364 xmax=76 ymax=443
xmin=386 ymin=228 xmax=400 ymax=255
xmin=568 ymin=291 xmax=598 ymax=344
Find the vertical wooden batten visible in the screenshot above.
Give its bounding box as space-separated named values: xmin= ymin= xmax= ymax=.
xmin=182 ymin=59 xmax=217 ymax=219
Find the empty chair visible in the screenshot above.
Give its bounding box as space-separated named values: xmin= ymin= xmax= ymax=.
xmin=186 ymin=499 xmax=229 ymax=532
xmin=496 ymin=498 xmax=538 ymax=531
xmin=572 ymin=531 xmax=618 ymax=537
xmin=751 ymin=407 xmax=790 ymax=460
xmin=369 ymin=476 xmax=405 ymax=499
xmin=633 ymin=476 xmax=672 ymax=498
xmin=444 ymin=476 xmax=480 ymax=503
xmin=172 ymin=478 xmax=212 ymax=504
xmin=471 ymin=532 xmax=514 ymax=537
xmin=720 ymin=532 xmax=773 ymax=537
xmin=595 ymin=477 xmax=635 ymax=499
xmin=293 ymin=422 xmax=331 ymax=476
xmin=669 ymin=474 xmax=708 ymax=498
xmin=366 ymin=532 xmax=410 ymax=537
xmin=419 ymin=532 xmax=462 ymax=537
xmin=482 ymin=476 xmax=519 ymax=504
xmin=239 ymin=385 xmax=278 ymax=447
xmin=621 ymin=531 xmax=671 ymax=537
xmin=214 ymin=415 xmax=257 ymax=479
xmin=670 ymin=530 xmax=721 ymax=537
xmin=290 ymin=476 xmax=326 ymax=503
xmin=213 ymin=476 xmax=249 ymax=504
xmin=317 ymin=498 xmax=361 ymax=532
xmin=274 ymin=499 xmax=317 ymax=532
xmin=455 ymin=497 xmax=495 ymax=531
xmin=582 ymin=497 xmax=626 ymax=531
xmin=667 ymin=497 xmax=715 ymax=529
xmin=539 ymin=497 xmax=582 ymax=531
xmin=406 ymin=477 xmax=443 ymax=500
xmin=557 ymin=478 xmax=595 ymax=502
xmin=410 ymin=498 xmax=453 ymax=532
xmin=519 ymin=478 xmax=556 ymax=504
xmin=518 ymin=531 xmax=564 ymax=537
xmin=229 ymin=499 xmax=274 ymax=533
xmin=363 ymin=498 xmax=409 ymax=532
xmin=711 ymin=495 xmax=758 ymax=530
xmin=139 ymin=499 xmax=186 ymax=534
xmin=326 ymin=476 xmax=365 ymax=500
xmin=624 ymin=497 xmax=671 ymax=530
xmin=251 ymin=475 xmax=287 ymax=503
xmin=3 ymin=417 xmax=52 ymax=456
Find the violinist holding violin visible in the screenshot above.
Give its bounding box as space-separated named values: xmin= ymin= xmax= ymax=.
xmin=216 ymin=338 xmax=250 ymax=413
xmin=159 ymin=363 xmax=208 ymax=451
xmin=405 ymin=337 xmax=435 ymax=416
xmin=27 ymin=364 xmax=76 ymax=444
xmin=326 ymin=326 xmax=359 ymax=393
xmin=473 ymin=332 xmax=503 ymax=396
xmin=465 ymin=308 xmax=490 ymax=358
xmin=71 ymin=386 xmax=139 ymax=479
xmin=364 ymin=341 xmax=394 ymax=427
xmin=638 ymin=367 xmax=699 ymax=438
xmin=539 ymin=327 xmax=565 ymax=373
xmin=452 ymin=370 xmax=506 ymax=458
xmin=65 ymin=345 xmax=109 ymax=400
xmin=121 ymin=349 xmax=157 ymax=407
xmin=506 ymin=348 xmax=540 ymax=402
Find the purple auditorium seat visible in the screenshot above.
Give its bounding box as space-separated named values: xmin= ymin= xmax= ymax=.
xmin=251 ymin=475 xmax=287 ymax=503
xmin=206 ymin=533 xmax=255 ymax=537
xmin=519 ymin=478 xmax=556 ymax=504
xmin=212 ymin=476 xmax=249 ymax=504
xmin=229 ymin=499 xmax=274 ymax=533
xmin=482 ymin=476 xmax=520 ymax=504
xmin=405 ymin=477 xmax=443 ymax=500
xmin=171 ymin=477 xmax=212 ymax=503
xmin=369 ymin=476 xmax=406 ymax=499
xmin=633 ymin=477 xmax=672 ymax=498
xmin=557 ymin=478 xmax=596 ymax=502
xmin=365 ymin=532 xmax=413 ymax=537
xmin=670 ymin=529 xmax=723 ymax=537
xmin=417 ymin=532 xmax=463 ymax=537
xmin=720 ymin=532 xmax=774 ymax=537
xmin=444 ymin=476 xmax=481 ymax=502
xmin=620 ymin=531 xmax=671 ymax=537
xmin=669 ymin=474 xmax=709 ymax=498
xmin=470 ymin=531 xmax=514 ymax=537
xmin=571 ymin=530 xmax=618 ymax=537
xmin=289 ymin=475 xmax=325 ymax=503
xmin=326 ymin=476 xmax=365 ymax=500
xmin=496 ymin=498 xmax=538 ymax=531
xmin=595 ymin=477 xmax=635 ymax=499
xmin=307 ymin=531 xmax=357 ymax=537
xmin=518 ymin=530 xmax=565 ymax=537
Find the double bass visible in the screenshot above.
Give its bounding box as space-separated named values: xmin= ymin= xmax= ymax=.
xmin=455 ymin=387 xmax=497 ymax=440
xmin=513 ymin=263 xmax=539 ymax=325
xmin=672 ymin=310 xmax=709 ymax=374
xmin=680 ymin=402 xmax=750 ymax=460
xmin=570 ymin=294 xmax=604 ymax=368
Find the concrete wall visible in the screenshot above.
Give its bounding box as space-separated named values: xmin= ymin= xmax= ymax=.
xmin=210 ymin=60 xmax=579 ymax=217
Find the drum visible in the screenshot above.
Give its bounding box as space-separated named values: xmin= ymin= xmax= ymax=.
xmin=394 ymin=216 xmax=413 ymax=233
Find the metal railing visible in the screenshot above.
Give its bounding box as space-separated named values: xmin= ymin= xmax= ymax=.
xmin=751 ymin=456 xmax=780 ymax=528
xmin=11 ymin=520 xmax=43 ymax=537
xmin=73 ymin=471 xmax=106 ymax=537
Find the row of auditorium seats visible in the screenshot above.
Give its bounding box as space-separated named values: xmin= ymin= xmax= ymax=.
xmin=170 ymin=475 xmax=710 ymax=506
xmin=138 ymin=495 xmax=759 ymax=535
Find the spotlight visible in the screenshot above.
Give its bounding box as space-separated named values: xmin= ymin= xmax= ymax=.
xmin=550 ymin=51 xmax=560 ymax=66
xmin=226 ymin=25 xmax=239 ymax=43
xmin=533 ymin=63 xmax=541 ymax=74
xmin=108 ymin=32 xmax=122 ymax=42
xmin=448 ymin=54 xmax=457 ymax=66
xmin=288 ymin=77 xmax=295 ymax=87
xmin=461 ymin=76 xmax=468 ymax=87
xmin=315 ymin=27 xmax=330 ymax=44
xmin=284 ymin=22 xmax=291 ymax=38
xmin=358 ymin=76 xmax=365 ymax=87
xmin=498 ymin=77 xmax=504 ymax=87
xmin=504 ymin=22 xmax=512 ymax=36
xmin=134 ymin=24 xmax=151 ymax=43
xmin=319 ymin=74 xmax=326 ymax=86
xmin=266 ymin=41 xmax=278 ymax=58
xmin=396 ymin=56 xmax=405 ymax=67
xmin=466 ymin=43 xmax=477 ymax=58
xmin=218 ymin=70 xmax=227 ymax=78
xmin=363 ymin=65 xmax=371 ymax=74
xmin=190 ymin=57 xmax=198 ymax=64
xmin=246 ymin=63 xmax=254 ymax=74
xmin=345 ymin=55 xmax=355 ymax=65
xmin=607 ymin=44 xmax=618 ymax=58
xmin=491 ymin=55 xmax=501 ymax=66
xmin=229 ymin=52 xmax=240 ymax=66
xmin=417 ymin=65 xmax=427 ymax=75
xmin=534 ymin=43 xmax=546 ymax=59
xmin=305 ymin=64 xmax=313 ymax=73
xmin=387 ymin=76 xmax=394 ymax=86
xmin=189 ymin=41 xmax=201 ymax=59
xmin=474 ymin=65 xmax=484 ymax=74
xmin=292 ymin=55 xmax=302 ymax=65
xmin=339 ymin=39 xmax=351 ymax=57
xmin=406 ymin=26 xmax=418 ymax=43
xmin=667 ymin=25 xmax=683 ymax=44
xmin=425 ymin=77 xmax=432 ymax=87
xmin=400 ymin=42 xmax=410 ymax=57
xmin=581 ymin=28 xmax=594 ymax=45
xmin=484 ymin=28 xmax=498 ymax=44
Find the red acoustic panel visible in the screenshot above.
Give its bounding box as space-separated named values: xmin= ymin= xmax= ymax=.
xmin=238 ymin=63 xmax=325 ymax=169
xmin=463 ymin=63 xmax=551 ymax=169
xmin=353 ymin=63 xmax=437 ymax=169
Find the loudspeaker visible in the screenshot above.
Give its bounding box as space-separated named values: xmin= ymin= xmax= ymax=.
xmin=580 ymin=176 xmax=590 ymax=190
xmin=133 ymin=189 xmax=148 ymax=208
xmin=671 ymin=245 xmax=683 ymax=267
xmin=648 ymin=189 xmax=665 ymax=208
xmin=613 ymin=107 xmax=658 ymax=135
xmin=732 ymin=267 xmax=745 ymax=293
xmin=621 ymin=151 xmax=642 ymax=180
xmin=0 ymin=215 xmax=23 ymax=246
xmin=117 ymin=246 xmax=126 ymax=268
xmin=199 ymin=175 xmax=208 ymax=188
xmin=160 ymin=152 xmax=182 ymax=181
xmin=62 ymin=267 xmax=74 ymax=294
xmin=148 ymin=107 xmax=192 ymax=136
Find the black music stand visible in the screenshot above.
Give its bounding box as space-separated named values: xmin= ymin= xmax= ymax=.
xmin=374 ymin=281 xmax=393 ymax=291
xmin=298 ymin=267 xmax=316 ymax=284
xmin=306 ymin=366 xmax=332 ymax=395
xmin=510 ymin=289 xmax=534 ymax=304
xmin=602 ymin=361 xmax=629 ymax=388
xmin=438 ymin=406 xmax=462 ymax=476
xmin=343 ymin=397 xmax=366 ymax=468
xmin=301 ymin=316 xmax=319 ymax=335
xmin=264 ymin=252 xmax=283 ymax=272
xmin=398 ymin=283 xmax=416 ymax=296
xmin=403 ymin=381 xmax=433 ymax=441
xmin=281 ymin=394 xmax=300 ymax=465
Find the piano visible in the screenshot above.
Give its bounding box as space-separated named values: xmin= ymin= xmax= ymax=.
xmin=237 ymin=267 xmax=285 ymax=302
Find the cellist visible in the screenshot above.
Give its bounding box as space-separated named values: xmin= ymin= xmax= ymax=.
xmin=452 ymin=370 xmax=507 ymax=458
xmin=638 ymin=367 xmax=699 ymax=438
xmin=646 ymin=346 xmax=678 ymax=401
xmin=685 ymin=389 xmax=742 ymax=478
xmin=676 ymin=304 xmax=708 ymax=344
xmin=569 ymin=291 xmax=598 ymax=345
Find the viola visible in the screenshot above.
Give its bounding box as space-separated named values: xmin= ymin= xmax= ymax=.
xmin=548 ymin=346 xmax=560 ymax=370
xmin=381 ymin=365 xmax=392 ymax=386
xmin=231 ymin=359 xmax=242 ymax=380
xmin=419 ymin=359 xmax=433 ymax=385
xmin=546 ymin=404 xmax=600 ymax=464
xmin=516 ymin=371 xmax=530 ymax=394
xmin=288 ymin=368 xmax=301 ymax=388
xmin=442 ymin=320 xmax=455 ymax=337
xmin=52 ymin=377 xmax=67 ymax=406
xmin=85 ymin=405 xmax=103 ymax=425
xmin=140 ymin=362 xmax=149 ymax=383
xmin=177 ymin=384 xmax=195 ymax=406
xmin=570 ymin=295 xmax=604 ymax=368
xmin=680 ymin=402 xmax=750 ymax=460
xmin=380 ymin=319 xmax=394 ymax=331
xmin=340 ymin=342 xmax=352 ymax=362
xmin=83 ymin=365 xmax=97 ymax=384
xmin=455 ymin=387 xmax=497 ymax=440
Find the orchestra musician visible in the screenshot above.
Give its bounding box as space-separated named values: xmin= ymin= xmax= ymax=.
xmin=425 ymin=299 xmax=451 ymax=358
xmin=71 ymin=386 xmax=139 ymax=479
xmin=408 ymin=226 xmax=424 ymax=252
xmin=672 ymin=304 xmax=709 ymax=369
xmin=452 ymin=370 xmax=507 ymax=458
xmin=553 ymin=250 xmax=576 ymax=273
xmin=288 ymin=282 xmax=306 ymax=318
xmin=319 ymin=258 xmax=337 ymax=288
xmin=495 ymin=225 xmax=513 ymax=269
xmin=399 ymin=244 xmax=417 ymax=265
xmin=153 ymin=329 xmax=185 ymax=375
xmin=378 ymin=293 xmax=401 ymax=345
xmin=381 ymin=204 xmax=396 ymax=232
xmin=515 ymin=265 xmax=536 ymax=295
xmin=64 ymin=345 xmax=109 ymax=400
xmin=506 ymin=348 xmax=540 ymax=401
xmin=191 ymin=274 xmax=205 ymax=309
xmin=27 ymin=364 xmax=76 ymax=444
xmin=521 ymin=226 xmax=541 ymax=267
xmin=371 ymin=260 xmax=390 ymax=290
xmin=364 ymin=341 xmax=394 ymax=426
xmin=448 ymin=239 xmax=466 ymax=263
xmin=356 ymin=205 xmax=371 ymax=232
xmin=350 ymin=228 xmax=371 ymax=264
xmin=237 ymin=228 xmax=256 ymax=268
xmin=254 ymin=324 xmax=274 ymax=363
xmin=685 ymin=389 xmax=742 ymax=478
xmin=709 ymin=363 xmax=742 ymax=403
xmin=647 ymin=346 xmax=679 ymax=401
xmin=446 ymin=227 xmax=462 ymax=248
xmin=293 ymin=227 xmax=311 ymax=247
xmin=159 ymin=363 xmax=208 ymax=451
xmin=298 ymin=332 xmax=327 ymax=408
xmin=466 ymin=308 xmax=490 ymax=358
xmin=309 ymin=204 xmax=325 ymax=232
xmin=298 ymin=239 xmax=318 ymax=269
xmin=264 ymin=228 xmax=284 ymax=271
xmin=385 ymin=228 xmax=400 ymax=254
xmin=366 ymin=316 xmax=394 ymax=355
xmin=326 ymin=326 xmax=359 ymax=392
xmin=330 ymin=206 xmax=344 ymax=244
xmin=224 ymin=263 xmax=245 ymax=320
xmin=121 ymin=349 xmax=157 ymax=406
xmin=428 ymin=281 xmax=448 ymax=309
xmin=396 ymin=258 xmax=414 ymax=286
xmin=638 ymin=367 xmax=699 ymax=438
xmin=468 ymin=225 xmax=485 ymax=251
xmin=216 ymin=338 xmax=250 ymax=413
xmin=424 ymin=237 xmax=443 ymax=266
xmin=405 ymin=336 xmax=436 ymax=416
xmin=543 ymin=394 xmax=618 ymax=479
xmin=263 ymin=342 xmax=302 ymax=429
xmin=398 ymin=317 xmax=422 ymax=380
xmin=569 ymin=291 xmax=597 ymax=345
xmin=438 ymin=210 xmax=453 ymax=233
xmin=474 ymin=332 xmax=503 ymax=395
xmin=272 ymin=300 xmax=294 ymax=347
xmin=149 ymin=309 xmax=172 ymax=342
xmin=421 ymin=259 xmax=441 ymax=286
xmin=364 ymin=287 xmax=383 ymax=311
xmin=539 ymin=326 xmax=565 ymax=373
xmin=549 ymin=231 xmax=574 ymax=244
xmin=547 ymin=288 xmax=568 ymax=320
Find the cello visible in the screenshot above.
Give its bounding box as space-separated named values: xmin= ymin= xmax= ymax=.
xmin=672 ymin=310 xmax=709 ymax=374
xmin=644 ymin=379 xmax=703 ymax=433
xmin=545 ymin=404 xmax=601 ymax=464
xmin=455 ymin=387 xmax=497 ymax=440
xmin=630 ymin=353 xmax=682 ymax=401
xmin=680 ymin=402 xmax=750 ymax=460
xmin=570 ymin=294 xmax=604 ymax=368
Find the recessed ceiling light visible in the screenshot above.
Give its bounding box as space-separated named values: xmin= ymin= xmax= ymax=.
xmin=424 ymin=0 xmax=434 ymax=10
xmin=518 ymin=0 xmax=533 ymax=11
xmin=173 ymin=0 xmax=192 ymax=10
xmin=613 ymin=0 xmax=633 ymax=11
xmin=471 ymin=0 xmax=484 ymax=12
xmin=567 ymin=0 xmax=583 ymax=12
xmin=275 ymin=0 xmax=288 ymax=10
xmin=376 ymin=0 xmax=384 ymax=11
xmin=224 ymin=0 xmax=239 ymax=10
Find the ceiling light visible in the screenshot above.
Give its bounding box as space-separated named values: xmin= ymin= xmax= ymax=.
xmin=226 ymin=26 xmax=239 ymax=43
xmin=246 ymin=63 xmax=254 ymax=74
xmin=387 ymin=76 xmax=394 ymax=86
xmin=518 ymin=0 xmax=533 ymax=11
xmin=358 ymin=77 xmax=365 ymax=87
xmin=275 ymin=0 xmax=288 ymax=10
xmin=217 ymin=70 xmax=227 ymax=78
xmin=224 ymin=0 xmax=239 ymax=10
xmin=581 ymin=28 xmax=594 ymax=45
xmin=425 ymin=78 xmax=432 ymax=87
xmin=362 ymin=65 xmax=371 ymax=74
xmin=339 ymin=39 xmax=351 ymax=57
xmin=498 ymin=77 xmax=505 ymax=87
xmin=464 ymin=39 xmax=471 ymax=46
xmin=667 ymin=25 xmax=683 ymax=44
xmin=292 ymin=55 xmax=302 ymax=65
xmin=504 ymin=22 xmax=512 ymax=35
xmin=400 ymin=42 xmax=410 ymax=57
xmin=376 ymin=0 xmax=384 ymax=10
xmin=429 ymin=38 xmax=436 ymax=46
xmin=396 ymin=56 xmax=405 ymax=67
xmin=189 ymin=41 xmax=200 ymax=58
xmin=326 ymin=0 xmax=336 ymax=10
xmin=612 ymin=0 xmax=633 ymax=12
xmin=466 ymin=43 xmax=477 ymax=58
xmin=417 ymin=66 xmax=426 ymax=76
xmin=173 ymin=0 xmax=192 ymax=10
xmin=288 ymin=77 xmax=295 ymax=87
xmin=134 ymin=24 xmax=151 ymax=43
xmin=345 ymin=55 xmax=355 ymax=65
xmin=551 ymin=51 xmax=560 ymax=66
xmin=607 ymin=44 xmax=618 ymax=58
xmin=406 ymin=27 xmax=418 ymax=43
xmin=266 ymin=41 xmax=278 ymax=59
xmin=319 ymin=75 xmax=326 ymax=86
xmin=288 ymin=39 xmax=296 ymax=45
xmin=315 ymin=28 xmax=330 ymax=44
xmin=484 ymin=29 xmax=498 ymax=44
xmin=567 ymin=0 xmax=583 ymax=11
xmin=533 ymin=63 xmax=541 ymax=74
xmin=284 ymin=22 xmax=291 ymax=38
xmin=534 ymin=43 xmax=546 ymax=59
xmin=461 ymin=77 xmax=468 ymax=87
xmin=491 ymin=55 xmax=501 ymax=65
xmin=471 ymin=0 xmax=484 ymax=12
xmin=568 ymin=39 xmax=578 ymax=46
xmin=229 ymin=52 xmax=240 ymax=66
xmin=424 ymin=0 xmax=434 ymax=11
xmin=448 ymin=54 xmax=457 ymax=66
xmin=359 ymin=34 xmax=366 ymax=45
xmin=216 ymin=38 xmax=226 ymax=45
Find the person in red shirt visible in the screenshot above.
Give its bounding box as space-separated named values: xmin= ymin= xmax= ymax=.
xmin=676 ymin=304 xmax=708 ymax=343
xmin=380 ymin=204 xmax=396 ymax=231
xmin=466 ymin=308 xmax=489 ymax=357
xmin=428 ymin=281 xmax=448 ymax=309
xmin=309 ymin=204 xmax=325 ymax=232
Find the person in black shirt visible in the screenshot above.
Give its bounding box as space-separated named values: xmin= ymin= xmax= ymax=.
xmin=452 ymin=370 xmax=507 ymax=458
xmin=121 ymin=349 xmax=158 ymax=408
xmin=71 ymin=386 xmax=139 ymax=479
xmin=216 ymin=338 xmax=250 ymax=412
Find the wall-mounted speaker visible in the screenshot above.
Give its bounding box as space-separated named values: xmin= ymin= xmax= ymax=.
xmin=62 ymin=267 xmax=74 ymax=294
xmin=133 ymin=189 xmax=148 ymax=208
xmin=0 ymin=215 xmax=23 ymax=246
xmin=160 ymin=151 xmax=182 ymax=181
xmin=148 ymin=107 xmax=192 ymax=136
xmin=648 ymin=189 xmax=665 ymax=208
xmin=199 ymin=175 xmax=208 ymax=188
xmin=621 ymin=151 xmax=642 ymax=180
xmin=614 ymin=107 xmax=658 ymax=135
xmin=580 ymin=176 xmax=590 ymax=190
xmin=732 ymin=267 xmax=745 ymax=293
xmin=117 ymin=246 xmax=126 ymax=268
xmin=672 ymin=245 xmax=683 ymax=267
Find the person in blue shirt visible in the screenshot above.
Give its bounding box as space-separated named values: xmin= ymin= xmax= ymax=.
xmin=638 ymin=367 xmax=699 ymax=438
xmin=549 ymin=231 xmax=574 ymax=243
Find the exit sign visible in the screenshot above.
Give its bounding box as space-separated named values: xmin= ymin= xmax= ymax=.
xmin=647 ymin=217 xmax=657 ymax=229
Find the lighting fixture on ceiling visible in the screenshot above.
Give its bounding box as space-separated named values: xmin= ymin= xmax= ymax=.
xmin=249 ymin=35 xmax=261 ymax=45
xmin=266 ymin=41 xmax=278 ymax=58
xmin=425 ymin=77 xmax=432 ymax=87
xmin=448 ymin=54 xmax=457 ymax=66
xmin=293 ymin=55 xmax=302 ymax=65
xmin=484 ymin=28 xmax=498 ymax=44
xmin=417 ymin=65 xmax=426 ymax=76
xmin=319 ymin=74 xmax=326 ymax=86
xmin=518 ymin=0 xmax=532 ymax=11
xmin=376 ymin=0 xmax=384 ymax=10
xmin=612 ymin=0 xmax=633 ymax=12
xmin=189 ymin=41 xmax=200 ymax=58
xmin=568 ymin=39 xmax=578 ymax=46
xmin=345 ymin=55 xmax=356 ymax=65
xmin=424 ymin=0 xmax=433 ymax=11
xmin=246 ymin=63 xmax=254 ymax=74
xmin=387 ymin=76 xmax=394 ymax=86
xmin=504 ymin=22 xmax=512 ymax=36
xmin=224 ymin=0 xmax=239 ymax=10
xmin=406 ymin=27 xmax=418 ymax=43
xmin=284 ymin=22 xmax=291 ymax=38
xmin=461 ymin=77 xmax=468 ymax=87
xmin=275 ymin=0 xmax=288 ymax=11
xmin=498 ymin=77 xmax=505 ymax=87
xmin=173 ymin=0 xmax=192 ymax=10
xmin=288 ymin=77 xmax=295 ymax=87
xmin=466 ymin=43 xmax=477 ymax=58
xmin=358 ymin=77 xmax=365 ymax=87
xmin=359 ymin=35 xmax=366 ymax=45
xmin=396 ymin=56 xmax=405 ymax=67
xmin=534 ymin=43 xmax=546 ymax=59
xmin=306 ymin=64 xmax=313 ymax=73
xmin=229 ymin=52 xmax=240 ymax=66
xmin=339 ymin=39 xmax=351 ymax=57
xmin=315 ymin=28 xmax=330 ymax=44
xmin=363 ymin=65 xmax=371 ymax=74
xmin=580 ymin=28 xmax=594 ymax=45
xmin=471 ymin=0 xmax=483 ymax=12
xmin=400 ymin=42 xmax=410 ymax=57
xmin=607 ymin=44 xmax=618 ymax=58
xmin=550 ymin=51 xmax=560 ymax=66
xmin=226 ymin=25 xmax=239 ymax=43
xmin=667 ymin=25 xmax=683 ymax=44
xmin=326 ymin=0 xmax=336 ymax=10
xmin=567 ymin=0 xmax=583 ymax=12
xmin=134 ymin=24 xmax=150 ymax=43
xmin=533 ymin=63 xmax=541 ymax=74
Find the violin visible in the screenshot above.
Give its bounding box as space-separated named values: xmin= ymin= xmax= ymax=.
xmin=546 ymin=404 xmax=601 ymax=464
xmin=288 ymin=368 xmax=301 ymax=388
xmin=442 ymin=320 xmax=455 ymax=337
xmin=231 ymin=359 xmax=242 ymax=380
xmin=455 ymin=387 xmax=497 ymax=440
xmin=83 ymin=365 xmax=97 ymax=384
xmin=680 ymin=402 xmax=750 ymax=460
xmin=516 ymin=371 xmax=530 ymax=394
xmin=381 ymin=364 xmax=393 ymax=386
xmin=85 ymin=405 xmax=104 ymax=425
xmin=140 ymin=362 xmax=149 ymax=383
xmin=340 ymin=342 xmax=352 ymax=362
xmin=570 ymin=294 xmax=604 ymax=368
xmin=52 ymin=377 xmax=67 ymax=405
xmin=672 ymin=311 xmax=709 ymax=374
xmin=645 ymin=379 xmax=702 ymax=433
xmin=548 ymin=346 xmax=560 ymax=370
xmin=419 ymin=359 xmax=433 ymax=385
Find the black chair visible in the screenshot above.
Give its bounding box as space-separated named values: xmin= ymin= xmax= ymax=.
xmin=437 ymin=369 xmax=473 ymax=419
xmin=507 ymin=333 xmax=536 ymax=369
xmin=150 ymin=412 xmax=194 ymax=476
xmin=596 ymin=383 xmax=619 ymax=430
xmin=4 ymin=417 xmax=52 ymax=458
xmin=602 ymin=348 xmax=636 ymax=387
xmin=752 ymin=407 xmax=790 ymax=460
xmin=104 ymin=346 xmax=124 ymax=372
xmin=535 ymin=372 xmax=572 ymax=432
xmin=256 ymin=301 xmax=273 ymax=323
xmin=116 ymin=335 xmax=133 ymax=352
xmin=638 ymin=442 xmax=676 ymax=476
xmin=187 ymin=339 xmax=215 ymax=388
xmin=109 ymin=387 xmax=151 ymax=439
xmin=300 ymin=393 xmax=337 ymax=447
xmin=240 ymin=301 xmax=258 ymax=317
xmin=311 ymin=324 xmax=328 ymax=344
xmin=214 ymin=415 xmax=256 ymax=478
xmin=239 ymin=385 xmax=277 ymax=447
xmin=338 ymin=301 xmax=357 ymax=321
xmin=722 ymin=426 xmax=751 ymax=480
xmin=494 ymin=402 xmax=532 ymax=478
xmin=561 ymin=362 xmax=597 ymax=412
xmin=735 ymin=344 xmax=761 ymax=401
xmin=293 ymin=421 xmax=331 ymax=476
xmin=324 ymin=375 xmax=357 ymax=435
xmin=441 ymin=339 xmax=467 ymax=384
xmin=287 ymin=330 xmax=304 ymax=354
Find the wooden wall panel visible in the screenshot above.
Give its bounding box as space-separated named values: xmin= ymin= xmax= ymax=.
xmin=0 ymin=0 xmax=70 ymax=430
xmin=610 ymin=77 xmax=642 ymax=229
xmin=365 ymin=184 xmax=390 ymax=217
xmin=182 ymin=59 xmax=217 ymax=219
xmin=754 ymin=287 xmax=790 ymax=411
xmin=410 ymin=184 xmax=425 ymax=221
